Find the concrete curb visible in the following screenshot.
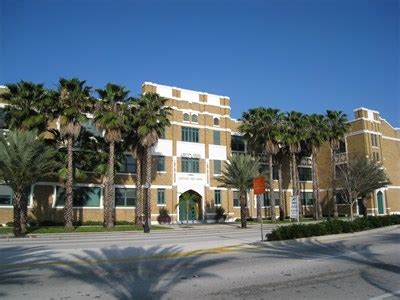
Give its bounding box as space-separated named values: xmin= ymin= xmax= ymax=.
xmin=252 ymin=225 xmax=400 ymax=247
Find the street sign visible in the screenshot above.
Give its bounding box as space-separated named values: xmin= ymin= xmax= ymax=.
xmin=253 ymin=176 xmax=265 ymax=195
xmin=290 ymin=196 xmax=299 ymax=220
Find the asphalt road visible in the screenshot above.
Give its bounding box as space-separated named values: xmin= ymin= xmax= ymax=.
xmin=1 ymin=224 xmax=399 ymax=300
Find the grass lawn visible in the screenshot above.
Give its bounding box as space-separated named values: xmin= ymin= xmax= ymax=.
xmin=0 ymin=224 xmax=170 ymax=234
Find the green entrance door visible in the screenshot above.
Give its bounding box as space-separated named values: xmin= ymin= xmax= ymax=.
xmin=178 ymin=190 xmax=200 ymax=223
xmin=377 ymin=191 xmax=384 ymax=215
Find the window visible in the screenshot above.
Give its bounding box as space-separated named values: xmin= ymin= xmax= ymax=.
xmin=372 ymin=152 xmax=380 ymax=161
xmin=214 ymin=190 xmax=221 ymax=206
xmin=263 ymin=191 xmax=280 ymax=207
xmin=191 ymin=114 xmax=198 ymax=123
xmin=181 ymin=158 xmax=200 ymax=173
xmin=301 ymin=192 xmax=314 ymax=206
xmin=213 ymin=117 xmax=220 ymax=126
xmin=338 ymin=140 xmax=346 ymax=153
xmin=115 ymin=188 xmax=136 ymax=207
xmin=157 ymin=188 xmax=166 ymax=205
xmin=214 ymin=160 xmax=222 ymax=175
xmin=183 ymin=113 xmax=190 ymax=122
xmin=298 ymin=167 xmax=312 ymax=181
xmin=181 ymin=127 xmax=199 ymax=143
xmin=233 ymin=191 xmax=247 ymax=207
xmin=231 ymin=135 xmax=245 ymax=152
xmin=119 ymin=155 xmax=137 ymax=174
xmin=213 ymin=131 xmax=220 ymax=145
xmin=56 ymin=186 xmax=101 ymax=207
xmin=154 ymin=156 xmax=165 ymax=171
xmin=0 ymin=185 xmax=12 ymax=206
xmin=259 ymin=164 xmax=279 ymax=180
xmin=82 ymin=119 xmax=102 ymax=137
xmin=336 ymin=192 xmax=346 ymax=204
xmin=371 ymin=134 xmax=379 ymax=147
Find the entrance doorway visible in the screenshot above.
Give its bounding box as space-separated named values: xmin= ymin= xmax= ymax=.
xmin=178 ymin=190 xmax=201 ymax=223
xmin=377 ymin=191 xmax=385 ymax=215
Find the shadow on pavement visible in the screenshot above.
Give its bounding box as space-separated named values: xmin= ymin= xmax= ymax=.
xmin=0 ymin=245 xmax=57 ymax=297
xmin=247 ymin=229 xmax=400 ymax=294
xmin=49 ymin=245 xmax=233 ymax=299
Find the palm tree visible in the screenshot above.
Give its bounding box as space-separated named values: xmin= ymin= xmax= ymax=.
xmin=135 ymin=92 xmax=171 ymax=233
xmin=4 ymin=81 xmax=55 ymax=134
xmin=304 ymin=114 xmax=329 ymax=219
xmin=57 ymin=78 xmax=93 ymax=231
xmin=282 ymin=111 xmax=306 ymax=219
xmin=175 ymin=193 xmax=199 ymax=227
xmin=326 ymin=110 xmax=350 ymax=218
xmin=94 ymin=83 xmax=130 ymax=228
xmin=240 ymin=108 xmax=283 ymax=222
xmin=0 ymin=130 xmax=59 ymax=237
xmin=217 ymin=155 xmax=260 ymax=229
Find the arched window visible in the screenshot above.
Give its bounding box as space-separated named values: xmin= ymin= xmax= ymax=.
xmin=183 ymin=113 xmax=190 ymax=122
xmin=213 ymin=117 xmax=220 ymax=126
xmin=191 ymin=114 xmax=198 ymax=123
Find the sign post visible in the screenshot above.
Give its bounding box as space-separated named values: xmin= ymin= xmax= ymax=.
xmin=290 ymin=196 xmax=300 ymax=222
xmin=253 ymin=176 xmax=266 ymax=241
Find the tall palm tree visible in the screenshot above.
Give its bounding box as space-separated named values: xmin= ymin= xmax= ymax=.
xmin=240 ymin=108 xmax=283 ymax=222
xmin=0 ymin=130 xmax=59 ymax=237
xmin=135 ymin=92 xmax=171 ymax=233
xmin=282 ymin=111 xmax=306 ymax=219
xmin=4 ymin=81 xmax=55 ymax=134
xmin=58 ymin=78 xmax=93 ymax=231
xmin=217 ymin=155 xmax=260 ymax=229
xmin=95 ymin=83 xmax=131 ymax=228
xmin=304 ymin=114 xmax=329 ymax=219
xmin=175 ymin=193 xmax=199 ymax=228
xmin=326 ymin=110 xmax=350 ymax=218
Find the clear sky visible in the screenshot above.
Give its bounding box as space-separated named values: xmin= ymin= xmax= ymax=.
xmin=1 ymin=0 xmax=399 ymax=126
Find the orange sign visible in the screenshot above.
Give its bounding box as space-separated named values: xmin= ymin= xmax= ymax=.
xmin=253 ymin=176 xmax=266 ymax=195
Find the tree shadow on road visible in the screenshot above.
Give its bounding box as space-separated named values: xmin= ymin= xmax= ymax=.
xmin=0 ymin=245 xmax=57 ymax=297
xmin=247 ymin=229 xmax=400 ymax=295
xmin=49 ymin=245 xmax=233 ymax=299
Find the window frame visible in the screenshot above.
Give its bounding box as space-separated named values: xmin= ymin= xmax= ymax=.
xmin=181 ymin=127 xmax=199 ymax=143
xmin=213 ymin=130 xmax=221 ymax=145
xmin=115 ymin=187 xmax=137 ymax=207
xmin=214 ymin=160 xmax=222 ymax=175
xmin=119 ymin=155 xmax=137 ymax=174
xmin=55 ymin=186 xmax=102 ymax=208
xmin=157 ymin=188 xmax=166 ymax=205
xmin=214 ymin=190 xmax=221 ymax=206
xmin=181 ymin=158 xmax=200 ymax=173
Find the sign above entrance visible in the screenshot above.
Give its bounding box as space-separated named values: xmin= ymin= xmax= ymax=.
xmin=181 ymin=153 xmax=201 ymax=159
xmin=253 ymin=176 xmax=266 ymax=195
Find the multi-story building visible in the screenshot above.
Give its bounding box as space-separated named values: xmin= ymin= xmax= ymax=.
xmin=0 ymin=83 xmax=399 ymax=224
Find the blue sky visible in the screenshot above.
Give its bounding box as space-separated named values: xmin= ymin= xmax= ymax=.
xmin=1 ymin=0 xmax=399 ymax=126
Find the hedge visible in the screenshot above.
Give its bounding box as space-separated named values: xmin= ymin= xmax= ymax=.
xmin=266 ymin=215 xmax=400 ymax=241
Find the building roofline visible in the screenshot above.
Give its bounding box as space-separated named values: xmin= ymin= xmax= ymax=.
xmin=142 ymin=82 xmax=230 ymax=100
xmin=353 ymin=107 xmax=380 ymax=114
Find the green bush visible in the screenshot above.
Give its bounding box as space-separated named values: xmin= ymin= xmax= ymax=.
xmin=267 ymin=215 xmax=400 ymax=241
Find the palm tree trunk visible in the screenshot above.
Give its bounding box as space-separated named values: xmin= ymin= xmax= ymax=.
xmin=104 ymin=141 xmax=115 ymax=228
xmin=64 ymin=136 xmax=74 ymax=231
xmin=143 ymin=147 xmax=152 ymax=233
xmin=240 ymin=192 xmax=247 ymax=229
xmin=20 ymin=193 xmax=28 ymax=234
xmin=134 ymin=150 xmax=143 ymax=226
xmin=13 ymin=191 xmax=23 ymax=237
xmin=269 ymin=154 xmax=276 ymax=222
xmin=312 ymin=149 xmax=321 ymax=219
xmin=331 ymin=147 xmax=338 ymax=218
xmin=278 ymin=162 xmax=285 ymax=220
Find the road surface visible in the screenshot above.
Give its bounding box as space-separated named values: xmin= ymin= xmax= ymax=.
xmin=0 ymin=224 xmax=399 ymax=299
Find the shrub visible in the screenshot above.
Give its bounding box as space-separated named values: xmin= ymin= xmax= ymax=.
xmin=157 ymin=208 xmax=171 ymax=224
xmin=215 ymin=207 xmax=226 ymax=222
xmin=267 ymin=215 xmax=400 ymax=241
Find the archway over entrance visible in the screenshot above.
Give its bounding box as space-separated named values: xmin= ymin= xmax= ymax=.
xmin=178 ymin=190 xmax=202 ymax=223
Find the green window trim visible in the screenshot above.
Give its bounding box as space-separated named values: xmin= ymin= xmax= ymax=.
xmin=214 ymin=190 xmax=221 ymax=206
xmin=181 ymin=158 xmax=200 ymax=173
xmin=115 ymin=188 xmax=136 ymax=207
xmin=301 ymin=192 xmax=314 ymax=206
xmin=214 ymin=160 xmax=222 ymax=175
xmin=157 ymin=188 xmax=166 ymax=205
xmin=213 ymin=131 xmax=220 ymax=145
xmin=55 ymin=186 xmax=101 ymax=208
xmin=155 ymin=156 xmax=166 ymax=172
xmin=119 ymin=155 xmax=137 ymax=174
xmin=181 ymin=127 xmax=199 ymax=143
